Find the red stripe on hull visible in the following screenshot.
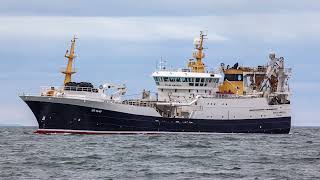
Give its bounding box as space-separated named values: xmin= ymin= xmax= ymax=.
xmin=33 ymin=129 xmax=231 ymax=135
xmin=34 ymin=129 xmax=164 ymax=135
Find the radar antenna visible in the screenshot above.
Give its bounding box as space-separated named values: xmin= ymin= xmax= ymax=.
xmin=188 ymin=31 xmax=207 ymax=73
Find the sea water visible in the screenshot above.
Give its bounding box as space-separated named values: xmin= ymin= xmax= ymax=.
xmin=0 ymin=127 xmax=319 ymax=179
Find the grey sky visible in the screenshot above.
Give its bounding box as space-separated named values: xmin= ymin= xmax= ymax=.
xmin=1 ymin=0 xmax=320 ymax=16
xmin=0 ymin=1 xmax=319 ymax=126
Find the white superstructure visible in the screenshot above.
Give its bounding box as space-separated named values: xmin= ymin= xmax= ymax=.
xmin=152 ymin=70 xmax=221 ymax=102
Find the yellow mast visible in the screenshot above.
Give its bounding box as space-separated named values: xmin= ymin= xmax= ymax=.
xmin=188 ymin=31 xmax=207 ymax=73
xmin=62 ymin=36 xmax=77 ymax=85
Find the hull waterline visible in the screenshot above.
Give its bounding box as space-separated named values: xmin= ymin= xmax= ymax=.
xmin=24 ymin=100 xmax=291 ymax=134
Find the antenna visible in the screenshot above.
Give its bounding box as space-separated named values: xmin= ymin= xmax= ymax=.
xmin=187 ymin=31 xmax=207 ymax=73
xmin=158 ymin=56 xmax=167 ymax=70
xmin=61 ymin=36 xmax=77 ymax=85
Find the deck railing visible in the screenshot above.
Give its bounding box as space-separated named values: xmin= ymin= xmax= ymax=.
xmin=121 ymin=100 xmax=156 ymax=108
xmin=40 ymin=86 xmax=99 ymax=95
xmin=63 ymin=86 xmax=99 ymax=93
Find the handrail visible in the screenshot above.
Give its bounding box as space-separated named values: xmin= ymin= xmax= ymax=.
xmin=63 ymin=86 xmax=99 ymax=93
xmin=121 ymin=99 xmax=156 ymax=108
xmin=40 ymin=86 xmax=99 ymax=94
xmin=203 ymin=93 xmax=263 ymax=99
xmin=156 ymin=95 xmax=200 ymax=106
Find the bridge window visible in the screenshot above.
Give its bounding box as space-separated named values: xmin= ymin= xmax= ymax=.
xmin=169 ymin=77 xmax=175 ymax=82
xmin=163 ymin=77 xmax=168 ymax=82
xmin=187 ymin=78 xmax=194 ymax=82
xmin=224 ymin=74 xmax=243 ymax=81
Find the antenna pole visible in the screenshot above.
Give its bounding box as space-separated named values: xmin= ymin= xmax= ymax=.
xmin=62 ymin=36 xmax=77 ymax=85
xmin=188 ymin=31 xmax=207 ymax=73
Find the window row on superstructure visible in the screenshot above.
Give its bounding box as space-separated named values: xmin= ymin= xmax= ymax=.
xmin=154 ymin=76 xmax=219 ymax=83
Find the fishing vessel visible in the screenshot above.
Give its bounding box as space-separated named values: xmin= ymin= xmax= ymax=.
xmin=20 ymin=31 xmax=291 ymax=134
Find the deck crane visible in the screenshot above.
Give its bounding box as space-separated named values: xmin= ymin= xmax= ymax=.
xmin=100 ymin=83 xmax=127 ymax=101
xmin=260 ymin=52 xmax=285 ymax=94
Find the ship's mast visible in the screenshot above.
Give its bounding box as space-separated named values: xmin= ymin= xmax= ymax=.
xmin=62 ymin=36 xmax=77 ymax=85
xmin=188 ymin=31 xmax=207 ymax=73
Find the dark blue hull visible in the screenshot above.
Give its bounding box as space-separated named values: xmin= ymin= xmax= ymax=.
xmin=24 ymin=101 xmax=291 ymax=134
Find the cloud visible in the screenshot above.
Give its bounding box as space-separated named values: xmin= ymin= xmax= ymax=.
xmin=0 ymin=104 xmax=37 ymax=126
xmin=293 ymin=110 xmax=320 ymax=126
xmin=292 ymin=82 xmax=320 ymax=93
xmin=0 ymin=12 xmax=319 ymax=43
xmin=291 ymin=82 xmax=320 ymax=126
xmin=1 ymin=0 xmax=320 ymax=17
xmin=0 ymin=16 xmax=228 ymax=42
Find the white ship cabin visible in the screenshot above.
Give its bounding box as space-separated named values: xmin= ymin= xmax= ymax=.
xmin=152 ymin=70 xmax=222 ymax=102
xmin=152 ymin=31 xmax=224 ymax=102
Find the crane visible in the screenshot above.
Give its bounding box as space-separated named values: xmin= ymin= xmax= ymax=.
xmin=260 ymin=52 xmax=285 ymax=94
